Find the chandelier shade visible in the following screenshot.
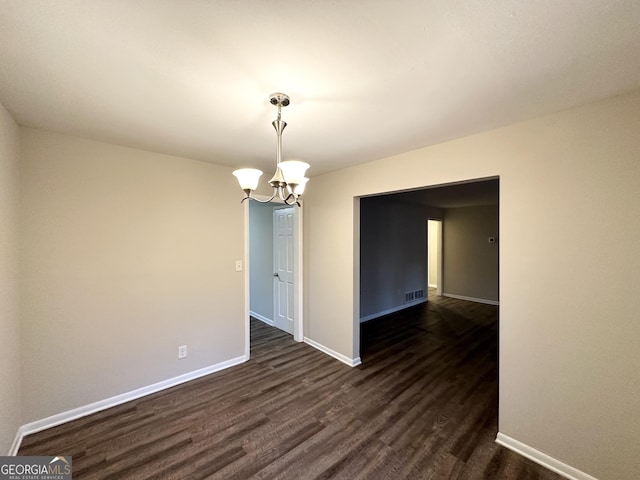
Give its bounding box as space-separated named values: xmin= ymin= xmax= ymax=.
xmin=278 ymin=160 xmax=310 ymax=185
xmin=232 ymin=93 xmax=309 ymax=206
xmin=292 ymin=177 xmax=309 ymax=195
xmin=232 ymin=168 xmax=263 ymax=191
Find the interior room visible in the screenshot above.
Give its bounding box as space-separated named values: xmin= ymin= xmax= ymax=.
xmin=1 ymin=2 xmax=639 ymax=479
xmin=359 ymin=178 xmax=500 ymax=324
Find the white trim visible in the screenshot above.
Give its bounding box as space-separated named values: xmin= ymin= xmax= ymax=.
xmin=243 ymin=200 xmax=251 ymax=360
xmin=359 ymin=298 xmax=427 ymax=323
xmin=250 ymin=311 xmax=274 ymax=326
xmin=353 ymin=196 xmax=362 ymax=369
xmin=427 ymin=218 xmax=443 ymax=297
xmin=435 ymin=219 xmax=443 ymax=297
xmin=9 ymin=355 xmax=247 ymax=455
xmin=8 ymin=430 xmax=23 ymax=456
xmin=294 ymin=203 xmax=304 ymax=343
xmin=496 ymin=433 xmax=599 ymax=480
xmin=443 ymin=292 xmax=499 ymax=306
xmin=304 ymin=337 xmax=362 ymax=367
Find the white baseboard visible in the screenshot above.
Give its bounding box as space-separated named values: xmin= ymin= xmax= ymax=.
xmin=496 ymin=433 xmax=598 ymax=480
xmin=303 ymin=337 xmax=361 ymax=367
xmin=428 ymin=283 xmax=437 ymax=288
xmin=250 ymin=311 xmax=274 ymax=326
xmin=443 ymin=292 xmax=499 ymax=306
xmin=360 ymin=298 xmax=427 ymax=323
xmin=9 ymin=355 xmax=248 ymax=456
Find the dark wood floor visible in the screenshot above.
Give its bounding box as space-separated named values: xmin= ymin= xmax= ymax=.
xmin=19 ymin=294 xmax=562 ymax=479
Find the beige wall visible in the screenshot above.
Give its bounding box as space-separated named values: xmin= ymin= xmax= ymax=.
xmin=0 ymin=102 xmax=21 ymax=453
xmin=303 ymin=90 xmax=640 ymax=480
xmin=443 ymin=205 xmax=499 ymax=302
xmin=19 ymin=129 xmax=245 ymax=423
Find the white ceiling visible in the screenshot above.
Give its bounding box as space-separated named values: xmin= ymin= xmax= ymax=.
xmin=1 ymin=1 xmax=639 ymax=176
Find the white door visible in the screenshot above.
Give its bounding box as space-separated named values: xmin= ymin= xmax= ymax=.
xmin=273 ymin=207 xmax=295 ymax=334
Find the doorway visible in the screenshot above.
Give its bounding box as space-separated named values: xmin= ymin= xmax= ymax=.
xmin=246 ymin=200 xmax=303 ymax=357
xmin=358 ymin=177 xmax=499 ymax=356
xmin=427 ymin=219 xmax=443 ymax=297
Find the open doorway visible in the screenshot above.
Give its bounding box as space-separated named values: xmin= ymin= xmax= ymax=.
xmin=358 ymin=177 xmax=499 ymax=344
xmin=427 ymin=219 xmax=443 ymax=297
xmin=245 ymin=200 xmax=303 ymax=358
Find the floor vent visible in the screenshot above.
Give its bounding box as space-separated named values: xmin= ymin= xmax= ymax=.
xmin=404 ymin=289 xmax=425 ymax=303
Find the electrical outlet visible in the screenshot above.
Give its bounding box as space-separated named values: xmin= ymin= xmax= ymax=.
xmin=178 ymin=345 xmax=187 ymax=359
xmin=235 ymin=260 xmax=243 ymax=271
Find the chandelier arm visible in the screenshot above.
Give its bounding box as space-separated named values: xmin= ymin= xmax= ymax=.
xmin=239 ymin=187 xmax=277 ymax=203
xmin=246 ymin=189 xmax=278 ymax=203
xmin=283 ymin=192 xmax=300 ymax=206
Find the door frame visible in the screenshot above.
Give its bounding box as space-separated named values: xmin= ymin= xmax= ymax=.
xmin=427 ymin=219 xmax=443 ymax=297
xmin=244 ymin=196 xmax=304 ymax=358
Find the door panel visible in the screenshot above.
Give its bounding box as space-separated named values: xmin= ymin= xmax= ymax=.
xmin=274 ymin=207 xmax=295 ymax=334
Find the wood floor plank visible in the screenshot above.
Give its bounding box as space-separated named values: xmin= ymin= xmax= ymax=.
xmin=18 ymin=293 xmax=564 ymax=479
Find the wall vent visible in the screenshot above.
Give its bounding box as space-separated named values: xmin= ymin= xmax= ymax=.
xmin=404 ymin=289 xmax=425 ymax=304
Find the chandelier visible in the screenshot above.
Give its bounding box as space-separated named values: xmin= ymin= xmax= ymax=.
xmin=232 ymin=93 xmax=309 ymax=206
